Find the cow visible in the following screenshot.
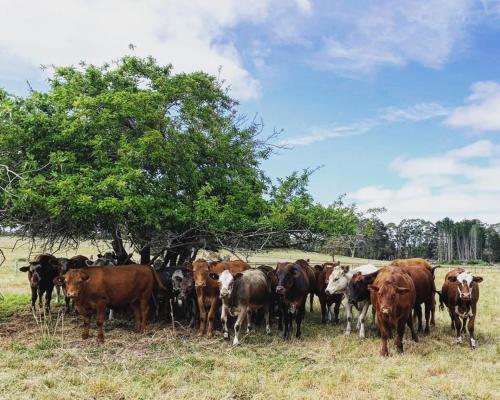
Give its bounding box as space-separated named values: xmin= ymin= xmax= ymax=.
xmin=19 ymin=253 xmax=60 ymax=310
xmin=257 ymin=265 xmax=280 ymax=329
xmin=326 ymin=264 xmax=378 ymax=338
xmin=86 ymin=252 xmax=118 ymax=266
xmin=313 ymin=262 xmax=343 ymax=324
xmin=394 ymin=263 xmax=437 ymax=334
xmin=53 ymin=264 xmax=165 ymax=342
xmin=55 ymin=255 xmax=90 ymax=311
xmin=369 ymin=266 xmax=418 ymax=356
xmin=274 ymin=262 xmax=310 ymax=340
xmin=390 ymin=258 xmax=440 ymax=278
xmin=192 ymin=259 xmax=249 ymax=338
xmin=440 ymin=268 xmax=483 ymax=348
xmin=294 ymin=259 xmax=316 ymax=312
xmin=209 ymin=269 xmax=272 ymax=345
xmin=177 ymin=268 xmax=198 ymax=328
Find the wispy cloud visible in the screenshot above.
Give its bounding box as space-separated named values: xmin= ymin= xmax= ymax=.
xmin=312 ymin=0 xmax=472 ymax=75
xmin=281 ymin=102 xmax=448 ymax=147
xmin=279 ymin=121 xmax=375 ymax=146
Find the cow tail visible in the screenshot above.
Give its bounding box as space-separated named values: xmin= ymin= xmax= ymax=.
xmin=151 ymin=267 xmax=167 ymax=291
xmin=430 ymin=265 xmax=440 ymax=277
xmin=434 ymin=289 xmax=444 ymax=311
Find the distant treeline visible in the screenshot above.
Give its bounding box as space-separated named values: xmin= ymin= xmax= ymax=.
xmin=322 ymin=217 xmax=500 ymax=263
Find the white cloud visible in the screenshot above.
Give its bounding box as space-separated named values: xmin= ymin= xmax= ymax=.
xmin=351 ymin=140 xmax=500 ymax=223
xmin=380 ymin=103 xmax=449 ymax=122
xmin=314 ymin=0 xmax=471 ymax=74
xmin=279 ymin=121 xmax=375 ymax=146
xmin=0 ymin=0 xmax=307 ymax=101
xmin=445 ymin=81 xmax=500 ymax=132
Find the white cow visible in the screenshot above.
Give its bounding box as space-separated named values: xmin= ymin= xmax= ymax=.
xmin=325 ymin=264 xmax=378 ymax=338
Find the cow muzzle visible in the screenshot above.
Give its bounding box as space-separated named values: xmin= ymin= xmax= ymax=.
xmin=381 ymin=307 xmax=390 ymax=315
xmin=276 ymin=286 xmax=285 ymax=295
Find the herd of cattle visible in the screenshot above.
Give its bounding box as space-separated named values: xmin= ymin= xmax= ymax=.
xmin=18 ymin=253 xmax=483 ymax=356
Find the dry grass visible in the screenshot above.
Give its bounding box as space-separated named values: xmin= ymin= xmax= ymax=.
xmin=1 ymin=238 xmax=499 ymax=399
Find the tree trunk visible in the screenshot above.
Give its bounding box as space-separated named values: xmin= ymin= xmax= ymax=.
xmin=111 ymin=229 xmax=129 ymax=264
xmin=140 ymin=244 xmax=151 ymax=265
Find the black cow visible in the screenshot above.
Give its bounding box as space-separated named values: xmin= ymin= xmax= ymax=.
xmin=19 ymin=254 xmax=60 ymax=310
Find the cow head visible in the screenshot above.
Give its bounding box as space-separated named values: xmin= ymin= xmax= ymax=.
xmin=275 ymin=263 xmax=300 ymax=295
xmin=448 ymin=271 xmax=483 ymax=302
xmin=55 ymin=269 xmax=89 ymax=298
xmin=192 ymin=259 xmax=210 ymax=288
xmin=325 ymin=265 xmax=350 ymax=295
xmin=56 ymin=257 xmax=70 ymax=274
xmin=368 ymin=280 xmax=409 ymax=317
xmin=178 ymin=270 xmax=194 ymax=301
xmin=209 ymin=270 xmax=243 ymax=300
xmin=87 ymin=252 xmax=118 ymax=267
xmin=347 ymin=271 xmax=378 ymax=304
xmin=19 ymin=254 xmax=59 ymax=289
xmin=171 ymin=269 xmax=184 ymax=295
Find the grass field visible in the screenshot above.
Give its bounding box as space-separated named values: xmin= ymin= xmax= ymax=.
xmin=0 ymin=238 xmax=499 ymax=399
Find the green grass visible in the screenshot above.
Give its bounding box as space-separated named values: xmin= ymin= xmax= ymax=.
xmin=1 ymin=237 xmax=499 ymax=399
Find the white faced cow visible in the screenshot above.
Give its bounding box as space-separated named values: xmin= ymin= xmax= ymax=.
xmin=325 ymin=264 xmax=378 ymax=338
xmin=209 ymin=269 xmax=272 ymax=346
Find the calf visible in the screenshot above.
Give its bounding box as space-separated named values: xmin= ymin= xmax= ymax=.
xmin=177 ymin=268 xmax=199 ymax=327
xmin=294 ymin=259 xmax=316 ymax=312
xmin=56 ymin=255 xmax=89 ymax=311
xmin=397 ymin=263 xmax=436 ymax=334
xmin=209 ymin=269 xmax=271 ymax=345
xmin=275 ymin=262 xmax=310 ymax=340
xmin=257 ymin=265 xmax=280 ymax=329
xmin=192 ymin=259 xmax=249 ymax=337
xmin=19 ymin=254 xmax=60 ymax=310
xmin=54 ymin=264 xmax=165 ymax=342
xmin=440 ymin=268 xmax=483 ymax=348
xmin=326 ymin=264 xmax=378 ymax=337
xmin=313 ymin=263 xmax=343 ymax=324
xmin=369 ymin=266 xmax=418 ymax=356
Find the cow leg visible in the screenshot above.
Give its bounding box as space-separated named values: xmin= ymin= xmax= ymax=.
xmin=96 ymin=302 xmax=106 ymax=343
xmin=320 ymin=299 xmax=327 ymax=324
xmin=430 ymin=296 xmax=436 ymax=326
xmin=37 ymin=288 xmax=43 ymax=308
xmin=358 ymin=301 xmax=370 ymax=338
xmin=140 ymin=297 xmax=149 ymax=332
xmin=77 ymin=304 xmax=91 ymax=340
xmin=461 ymin=318 xmax=467 ymax=334
xmin=264 ymin=304 xmax=271 ymax=335
xmin=333 ymin=300 xmax=341 ymax=324
xmin=424 ymin=301 xmax=431 ymax=335
xmin=282 ymin=302 xmax=290 ymax=340
xmin=197 ymin=296 xmax=206 ymax=337
xmin=108 ymin=309 xmax=114 ymax=321
xmin=246 ymin=311 xmax=252 ymax=334
xmin=295 ymin=303 xmax=305 ymax=339
xmin=467 ymin=314 xmax=477 ymax=349
xmin=233 ymin=306 xmax=247 ymax=346
xmin=414 ymin=305 xmax=423 ymax=333
xmin=131 ymin=301 xmax=141 ymax=332
xmin=345 ymin=301 xmax=352 ymax=335
xmin=56 ymin=285 xmax=61 ymax=304
xmin=221 ymin=304 xmax=229 ymax=340
xmin=206 ymin=299 xmax=219 ymax=338
xmin=30 ymin=287 xmax=38 ymax=310
xmin=45 ymin=286 xmax=54 ymax=311
xmin=454 ymin=315 xmax=463 ymax=344
xmin=396 ymin=319 xmax=405 ymax=353
xmin=407 ymin=314 xmax=419 ymax=342
xmin=378 ymin=316 xmax=389 ymax=357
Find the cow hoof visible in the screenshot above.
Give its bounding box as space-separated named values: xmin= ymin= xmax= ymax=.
xmin=470 ymin=338 xmax=477 ymax=348
xmin=223 ymin=332 xmax=229 ymax=340
xmin=344 ymin=331 xmax=351 ymax=336
xmin=456 ymin=336 xmax=463 ymax=344
xmin=232 ymin=339 xmax=240 ymax=346
xmin=359 ymin=333 xmax=365 ymax=339
xmin=266 ymin=327 xmax=271 ymax=335
xmin=82 ymin=333 xmax=90 ymax=340
xmin=197 ymin=332 xmax=204 ymax=338
xmin=207 ymin=332 xmax=214 ymax=339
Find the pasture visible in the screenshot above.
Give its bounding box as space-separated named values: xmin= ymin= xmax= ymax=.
xmin=0 ymin=239 xmax=499 ymax=400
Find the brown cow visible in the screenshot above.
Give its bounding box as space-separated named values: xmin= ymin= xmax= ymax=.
xmin=396 ymin=264 xmax=436 ymax=334
xmin=275 ymin=262 xmax=310 ymax=339
xmin=369 ymin=266 xmax=418 ymax=356
xmin=440 ymin=268 xmax=483 ymax=348
xmin=314 ymin=263 xmax=343 ymax=324
xmin=192 ymin=259 xmax=249 ymax=338
xmin=294 ymin=259 xmax=316 ymax=312
xmin=54 ymin=264 xmax=165 ymax=342
xmin=390 ymin=258 xmax=440 ymax=277
xmin=56 ymin=255 xmax=89 ymax=311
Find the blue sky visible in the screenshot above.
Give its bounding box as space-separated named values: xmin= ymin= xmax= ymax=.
xmin=1 ymin=0 xmax=500 ymax=223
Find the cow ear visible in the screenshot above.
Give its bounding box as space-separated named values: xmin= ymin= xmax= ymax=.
xmin=472 ymin=276 xmax=483 ymax=283
xmin=293 ymin=268 xmax=301 ymax=278
xmin=97 ymin=254 xmax=103 ymax=258
xmin=234 ymin=272 xmax=243 ymax=280
xmin=53 ymin=276 xmax=65 ymax=286
xmin=85 ymin=260 xmax=93 ymax=266
xmin=363 ymin=271 xmax=378 ymax=283
xmin=19 ymin=266 xmax=30 ymax=272
xmin=208 ymin=272 xmax=219 ymax=281
xmin=81 ymin=272 xmax=90 ymax=281
xmin=341 ymin=265 xmax=350 ymax=273
xmin=395 ymin=286 xmax=410 ymax=294
xmin=368 ymin=284 xmax=379 ymax=292
xmin=314 ymin=265 xmax=323 ymax=272
xmin=447 ymin=276 xmax=458 ymax=282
